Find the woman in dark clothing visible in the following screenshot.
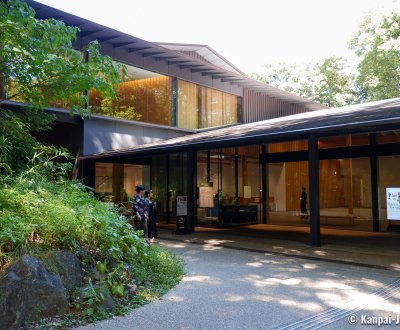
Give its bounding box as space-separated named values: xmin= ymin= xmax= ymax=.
xmin=145 ymin=189 xmax=158 ymax=242
xmin=132 ymin=185 xmax=149 ymax=240
xmin=300 ymin=186 xmax=308 ymax=218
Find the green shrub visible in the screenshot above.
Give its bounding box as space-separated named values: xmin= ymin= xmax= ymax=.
xmin=0 ymin=173 xmax=184 ymax=325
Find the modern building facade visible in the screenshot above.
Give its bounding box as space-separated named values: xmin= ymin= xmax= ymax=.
xmin=4 ymin=1 xmax=400 ymax=246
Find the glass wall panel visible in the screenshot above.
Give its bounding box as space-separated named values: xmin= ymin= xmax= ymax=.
xmin=196 ymin=146 xmax=259 ymax=227
xmin=318 ymin=134 xmax=369 ymax=149
xmin=199 ymin=87 xmax=237 ymax=128
xmin=123 ymin=164 xmax=150 ymax=201
xmin=268 ymin=161 xmax=309 ymax=226
xmin=237 ymin=146 xmax=261 ymax=223
xmin=177 ymin=80 xmax=198 ymax=129
xmin=268 ymin=140 xmax=308 ymax=153
xmin=152 ymin=155 xmax=168 ymax=222
xmin=377 ymin=131 xmax=400 ymax=144
xmin=95 ymin=163 xmax=114 ymax=198
xmin=95 ymin=162 xmax=149 ymax=205
xmin=378 ymin=155 xmax=400 ymax=230
xmin=168 ymin=153 xmax=188 ymax=223
xmin=90 ymin=64 xmax=172 ymax=126
xmin=196 ymin=151 xmax=220 ymax=226
xmin=319 ymin=158 xmax=371 ymax=230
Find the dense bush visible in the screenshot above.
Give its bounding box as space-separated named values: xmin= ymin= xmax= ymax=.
xmin=0 ymin=171 xmax=184 ymax=325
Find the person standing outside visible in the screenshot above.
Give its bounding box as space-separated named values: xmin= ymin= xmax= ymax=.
xmin=132 ymin=185 xmax=149 ymax=241
xmin=300 ymin=186 xmax=308 ymax=218
xmin=144 ymin=189 xmax=158 ymax=243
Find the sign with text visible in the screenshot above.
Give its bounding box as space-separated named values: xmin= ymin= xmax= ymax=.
xmin=199 ymin=186 xmax=214 ymax=208
xmin=386 ymin=188 xmax=400 ymax=220
xmin=177 ymin=196 xmax=188 ymax=216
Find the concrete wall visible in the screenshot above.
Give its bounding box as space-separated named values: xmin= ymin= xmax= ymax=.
xmin=83 ymin=116 xmax=193 ymax=155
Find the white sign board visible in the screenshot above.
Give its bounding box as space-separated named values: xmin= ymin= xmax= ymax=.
xmin=386 ymin=188 xmax=400 ymax=220
xmin=199 ymin=187 xmax=214 ymax=208
xmin=177 ymin=196 xmax=188 ymax=216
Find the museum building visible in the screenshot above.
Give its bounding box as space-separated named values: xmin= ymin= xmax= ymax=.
xmin=4 ymin=1 xmax=400 ymax=246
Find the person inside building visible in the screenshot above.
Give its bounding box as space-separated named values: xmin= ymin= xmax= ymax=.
xmin=300 ymin=186 xmax=308 ymax=219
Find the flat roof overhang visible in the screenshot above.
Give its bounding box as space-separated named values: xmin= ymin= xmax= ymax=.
xmin=79 ymin=98 xmax=400 ymax=162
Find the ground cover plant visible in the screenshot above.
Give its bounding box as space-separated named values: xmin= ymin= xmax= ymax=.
xmin=0 ymin=168 xmax=184 ymax=328
xmin=0 ymin=112 xmax=184 ymax=328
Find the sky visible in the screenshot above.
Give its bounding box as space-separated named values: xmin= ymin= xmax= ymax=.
xmin=36 ymin=0 xmax=399 ymax=74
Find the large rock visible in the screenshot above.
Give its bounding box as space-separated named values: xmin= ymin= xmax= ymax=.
xmin=0 ymin=255 xmax=69 ymax=330
xmin=43 ymin=251 xmax=83 ymax=288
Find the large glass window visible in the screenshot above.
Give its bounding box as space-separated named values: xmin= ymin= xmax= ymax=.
xmin=177 ymin=80 xmax=198 ymax=129
xmin=318 ymin=134 xmax=369 ymax=149
xmin=177 ymin=80 xmax=239 ymax=129
xmin=268 ymin=140 xmax=307 ymax=153
xmin=199 ymin=86 xmax=238 ymax=128
xmin=268 ymin=161 xmax=309 ymax=226
xmin=378 ymin=155 xmax=400 ymax=231
xmin=168 ymin=153 xmax=188 ymax=223
xmin=90 ymin=64 xmax=172 ymax=126
xmin=152 ymin=155 xmax=168 ymax=222
xmin=196 ymin=146 xmax=259 ymax=227
xmin=377 ymin=131 xmax=400 ymax=144
xmin=94 ymin=162 xmax=149 ymax=205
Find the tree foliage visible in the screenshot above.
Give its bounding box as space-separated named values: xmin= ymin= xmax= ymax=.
xmin=349 ymin=12 xmax=400 ymax=102
xmin=0 ymin=0 xmax=125 ymax=115
xmin=251 ymin=11 xmax=399 ymax=107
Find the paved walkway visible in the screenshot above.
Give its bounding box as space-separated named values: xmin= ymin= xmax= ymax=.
xmin=159 ymin=224 xmax=400 ymax=270
xmin=75 ymin=225 xmax=400 ymax=330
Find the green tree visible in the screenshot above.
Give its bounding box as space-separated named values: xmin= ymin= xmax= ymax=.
xmin=300 ymin=57 xmax=357 ymax=107
xmin=251 ymin=57 xmax=356 ymax=107
xmin=0 ymin=0 xmax=127 ymax=174
xmin=251 ymin=11 xmax=399 ymax=107
xmin=349 ymin=12 xmax=400 ymax=102
xmin=0 ymin=0 xmax=124 ymax=115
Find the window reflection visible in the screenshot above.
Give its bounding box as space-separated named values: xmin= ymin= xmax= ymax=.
xmin=90 ymin=64 xmax=172 ymax=125
xmin=177 ymin=80 xmax=239 ymax=129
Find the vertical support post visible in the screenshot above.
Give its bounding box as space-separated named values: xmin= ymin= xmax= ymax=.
xmin=112 ymin=164 xmax=123 ymax=205
xmin=166 ymin=153 xmax=170 ymax=224
xmin=186 ymin=151 xmax=196 ymax=233
xmin=370 ymin=134 xmax=380 ymax=232
xmin=261 ymin=144 xmax=268 ymax=224
xmin=308 ymin=135 xmax=321 ymax=247
xmin=234 ymin=148 xmax=239 ymax=208
xmin=206 ymin=151 xmax=211 ymax=183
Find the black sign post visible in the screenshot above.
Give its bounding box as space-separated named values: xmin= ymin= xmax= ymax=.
xmin=176 ymin=196 xmax=188 ymax=234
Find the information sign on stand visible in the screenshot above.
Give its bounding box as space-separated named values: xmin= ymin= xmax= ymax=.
xmin=386 ymin=188 xmax=400 ymax=220
xmin=176 ymin=196 xmax=188 ymax=234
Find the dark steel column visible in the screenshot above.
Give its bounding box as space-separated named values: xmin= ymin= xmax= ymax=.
xmin=206 ymin=151 xmax=211 ymax=183
xmin=234 ymin=148 xmax=239 ymax=208
xmin=261 ymin=144 xmax=268 ymax=224
xmin=370 ymin=134 xmax=380 ymax=232
xmin=187 ymin=151 xmax=196 ymax=233
xmin=166 ymin=154 xmax=170 ymax=224
xmin=308 ymin=135 xmax=321 ymax=247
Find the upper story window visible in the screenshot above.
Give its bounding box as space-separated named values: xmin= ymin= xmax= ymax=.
xmin=177 ymin=80 xmax=239 ymax=130
xmin=89 ymin=63 xmax=172 ymax=126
